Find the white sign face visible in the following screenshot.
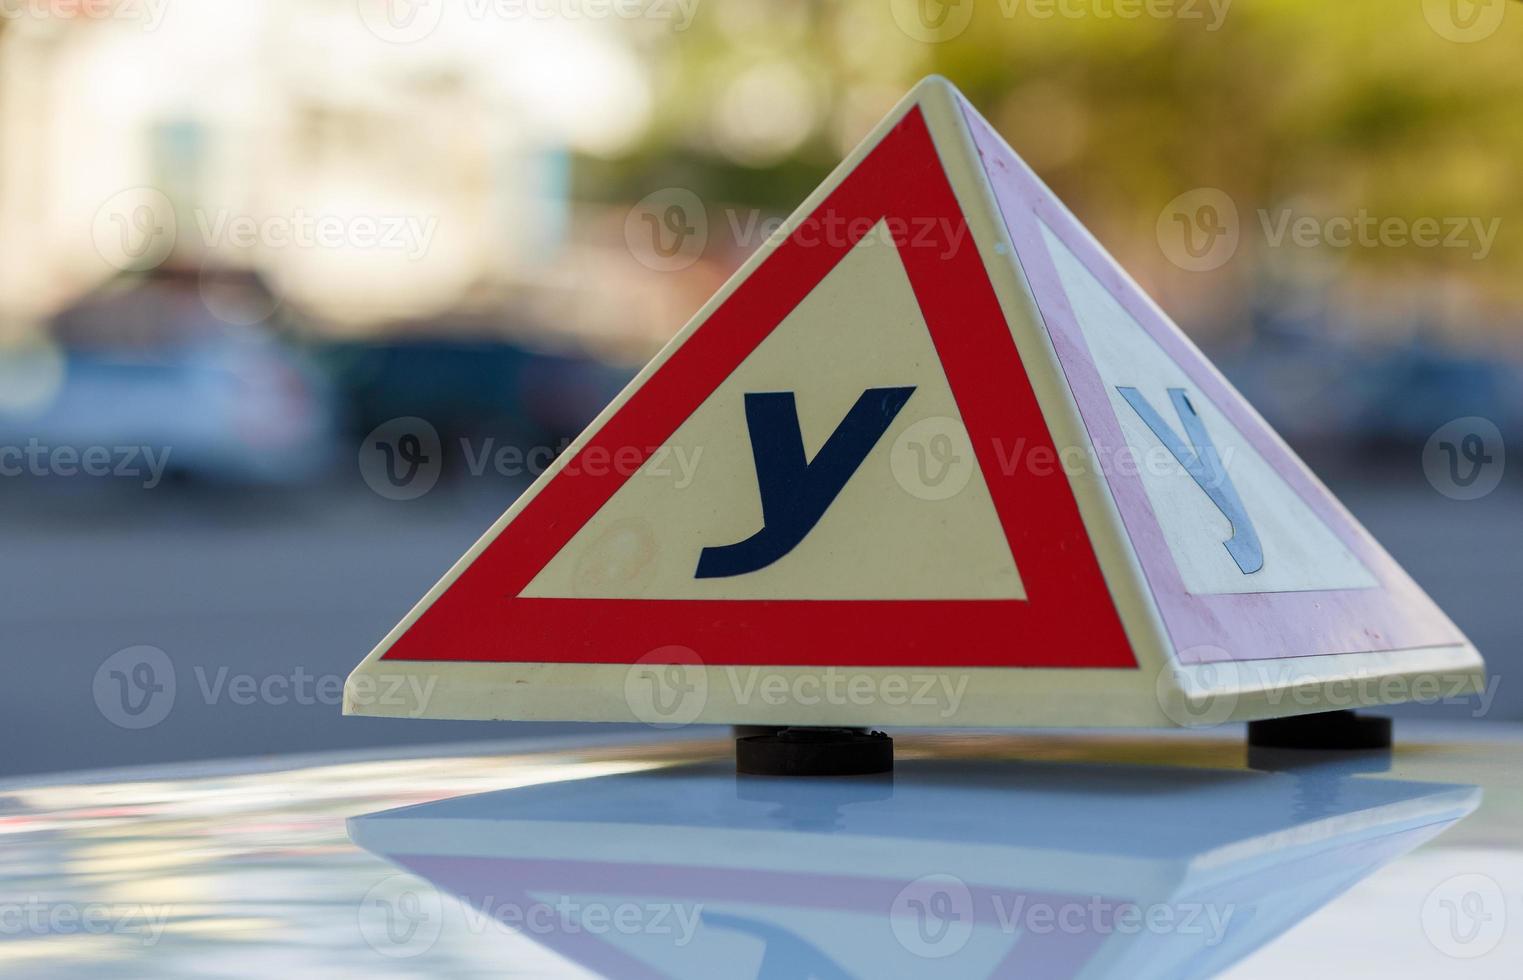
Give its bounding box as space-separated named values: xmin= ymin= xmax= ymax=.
xmin=1038 ymin=220 xmax=1376 ymax=596
xmin=523 ymin=225 xmax=1023 ymax=601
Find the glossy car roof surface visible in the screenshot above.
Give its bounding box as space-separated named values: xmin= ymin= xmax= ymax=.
xmin=2 ymin=723 xmax=1519 ymax=978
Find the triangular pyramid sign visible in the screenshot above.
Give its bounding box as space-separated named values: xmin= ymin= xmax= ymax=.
xmin=346 ymin=77 xmax=1483 ymax=728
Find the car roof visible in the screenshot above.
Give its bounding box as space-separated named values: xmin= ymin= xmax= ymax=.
xmin=2 ymin=722 xmax=1518 ymax=978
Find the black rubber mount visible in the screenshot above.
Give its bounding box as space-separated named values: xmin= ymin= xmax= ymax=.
xmin=736 ymin=727 xmax=893 ymax=776
xmin=1247 ymin=710 xmax=1393 ymax=751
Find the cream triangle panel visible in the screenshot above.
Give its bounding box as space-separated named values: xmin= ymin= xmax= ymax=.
xmin=523 ymin=222 xmax=1024 ymax=601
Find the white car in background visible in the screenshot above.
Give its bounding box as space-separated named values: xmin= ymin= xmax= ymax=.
xmin=0 ymin=269 xmax=336 ymax=487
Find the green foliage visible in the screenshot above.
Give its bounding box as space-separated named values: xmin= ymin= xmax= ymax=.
xmin=604 ymin=0 xmax=1523 ymax=308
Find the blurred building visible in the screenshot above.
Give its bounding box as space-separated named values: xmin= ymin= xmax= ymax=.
xmin=2 ymin=0 xmax=1520 ymax=448
xmin=0 ymin=0 xmax=696 ymax=355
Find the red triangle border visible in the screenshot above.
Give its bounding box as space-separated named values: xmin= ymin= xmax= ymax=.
xmin=381 ymin=107 xmax=1136 ymax=670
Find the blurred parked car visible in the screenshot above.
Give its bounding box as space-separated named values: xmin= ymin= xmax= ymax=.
xmin=321 ymin=329 xmax=634 ymax=474
xmin=0 ymin=267 xmax=338 ymax=486
xmin=1215 ymin=294 xmax=1523 ymax=455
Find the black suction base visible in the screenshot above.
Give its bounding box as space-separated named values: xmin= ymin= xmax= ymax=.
xmin=1247 ymin=709 xmax=1393 ymax=752
xmin=736 ymin=727 xmax=893 ymax=777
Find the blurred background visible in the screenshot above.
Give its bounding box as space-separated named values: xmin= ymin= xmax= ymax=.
xmin=1 ymin=0 xmax=1519 ymax=778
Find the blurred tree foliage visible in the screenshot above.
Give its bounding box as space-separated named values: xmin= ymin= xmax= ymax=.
xmin=584 ymin=0 xmax=1523 ymax=340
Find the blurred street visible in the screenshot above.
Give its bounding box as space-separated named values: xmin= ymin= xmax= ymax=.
xmin=2 ymin=1 xmax=1519 ymax=779
xmin=2 ymin=455 xmax=1516 ymax=780
xmin=0 ymin=477 xmax=629 ymax=779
